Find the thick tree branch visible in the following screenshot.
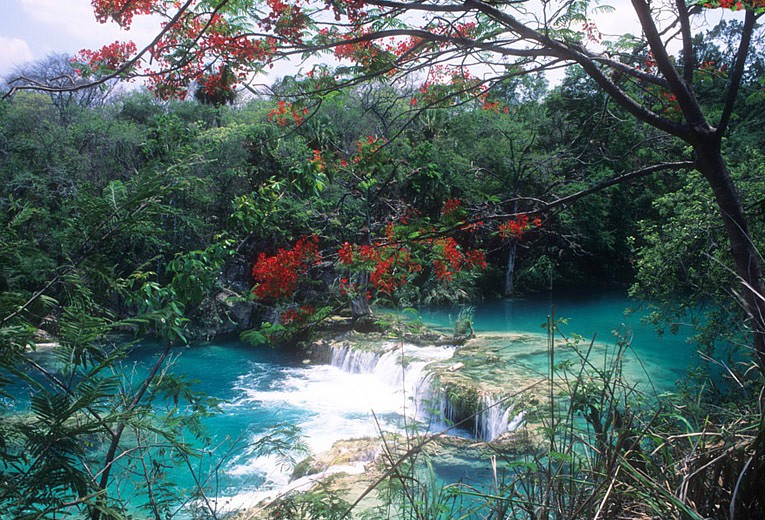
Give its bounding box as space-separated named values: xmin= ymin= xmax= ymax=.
xmin=535 ymin=160 xmax=695 ymax=214
xmin=675 ymin=0 xmax=695 ymax=84
xmin=409 ymin=161 xmax=695 ymax=244
xmin=465 ymin=0 xmax=689 ymax=139
xmin=717 ymin=10 xmax=758 ymax=138
xmin=591 ymin=56 xmax=668 ymax=88
xmin=631 ymin=0 xmax=707 ymax=138
xmin=367 ymin=0 xmax=494 ymax=12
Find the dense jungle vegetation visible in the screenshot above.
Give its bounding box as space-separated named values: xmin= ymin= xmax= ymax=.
xmin=2 ymin=4 xmax=765 ymax=518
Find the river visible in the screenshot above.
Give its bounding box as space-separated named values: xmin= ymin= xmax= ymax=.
xmin=33 ymin=290 xmax=694 ymax=516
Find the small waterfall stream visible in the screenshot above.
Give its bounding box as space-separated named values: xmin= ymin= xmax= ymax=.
xmin=329 ymin=341 xmax=521 ymax=441
xmin=475 ymin=395 xmax=524 ymax=441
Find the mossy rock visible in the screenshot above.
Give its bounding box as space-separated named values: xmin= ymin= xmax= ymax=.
xmin=291 ymin=456 xmax=317 ymax=480
xmin=432 ymin=379 xmax=481 ymax=431
xmin=353 ymin=315 xmax=385 ymax=333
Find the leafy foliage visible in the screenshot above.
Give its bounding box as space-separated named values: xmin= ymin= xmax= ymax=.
xmin=2 ymin=9 xmax=765 ymax=513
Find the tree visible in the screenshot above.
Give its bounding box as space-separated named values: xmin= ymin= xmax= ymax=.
xmin=3 ymin=53 xmax=119 ymax=124
xmin=21 ymin=0 xmax=761 ymax=364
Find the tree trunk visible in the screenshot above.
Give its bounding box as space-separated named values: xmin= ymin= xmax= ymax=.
xmin=351 ymin=295 xmax=372 ymax=319
xmin=505 ymin=238 xmax=517 ymax=297
xmin=351 ymin=271 xmax=372 ymax=319
xmin=696 ymin=143 xmax=765 ymax=367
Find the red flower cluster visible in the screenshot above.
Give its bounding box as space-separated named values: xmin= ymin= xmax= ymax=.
xmin=338 ymin=242 xmax=355 ymax=265
xmin=499 ymin=215 xmax=542 ymax=240
xmin=460 ymin=220 xmax=484 ymax=233
xmin=92 ymin=0 xmax=153 ymax=29
xmin=697 ymin=60 xmax=728 ymax=79
xmin=198 ymin=64 xmax=235 ymax=96
xmin=352 ymin=135 xmax=386 ymax=164
xmin=638 ymin=51 xmax=657 ymax=73
xmin=411 ymin=65 xmax=510 ymax=112
xmin=252 ymin=236 xmax=320 ymax=301
xmin=390 ymin=36 xmax=424 ymax=63
xmin=280 ymin=305 xmax=314 ymax=325
xmin=326 ymin=0 xmax=368 ymax=24
xmin=441 ymin=198 xmax=462 ymax=217
xmin=465 ymin=250 xmax=487 ymax=270
xmin=701 ymin=0 xmax=763 ymax=8
xmin=309 ymin=149 xmax=326 ymax=172
xmin=339 ymin=277 xmax=361 ymax=297
xmin=370 ymin=248 xmax=422 ymax=296
xmin=75 ymin=40 xmax=138 ymax=76
xmin=336 ymin=242 xmax=421 ymax=297
xmin=138 ymin=9 xmax=279 ymax=99
xmin=431 ymin=237 xmax=485 ymax=281
xmin=261 ymin=0 xmax=308 ymax=44
xmin=269 ymin=100 xmax=308 ymax=126
xmin=335 ymin=32 xmax=387 ymax=68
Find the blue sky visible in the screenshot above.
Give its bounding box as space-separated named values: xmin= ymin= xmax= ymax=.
xmin=0 ymin=1 xmax=735 ymax=88
xmin=0 ymin=0 xmax=160 ymax=79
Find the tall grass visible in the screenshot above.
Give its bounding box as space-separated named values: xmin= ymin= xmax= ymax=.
xmin=345 ymin=311 xmax=765 ymax=519
xmin=252 ymin=309 xmax=764 ymax=519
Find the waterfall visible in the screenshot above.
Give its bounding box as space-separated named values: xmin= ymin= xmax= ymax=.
xmin=422 ymin=386 xmax=524 ymax=441
xmin=329 ymin=342 xmax=447 ymax=419
xmin=475 ymin=395 xmax=524 ymax=441
xmin=329 ymin=342 xmax=523 ymax=441
xmin=331 ymin=344 xmax=380 ymax=374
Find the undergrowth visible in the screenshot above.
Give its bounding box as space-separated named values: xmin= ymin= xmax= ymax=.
xmin=255 ymin=310 xmax=765 ymax=519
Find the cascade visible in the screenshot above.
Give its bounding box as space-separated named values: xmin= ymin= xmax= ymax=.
xmin=329 ymin=342 xmax=449 ymax=420
xmin=475 ymin=395 xmax=524 ymax=441
xmin=329 ymin=342 xmax=522 ymax=441
xmin=422 ymin=385 xmax=523 ymax=441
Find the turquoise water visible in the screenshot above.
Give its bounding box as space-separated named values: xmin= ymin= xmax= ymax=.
xmin=19 ymin=291 xmax=696 ymax=516
xmin=417 ymin=290 xmax=693 ymax=393
xmin=404 ymin=291 xmax=697 ymax=495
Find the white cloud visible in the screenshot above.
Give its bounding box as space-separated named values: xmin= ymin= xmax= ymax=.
xmin=20 ymin=0 xmax=164 ymax=52
xmin=0 ymin=36 xmax=35 ymax=76
xmin=21 ymin=0 xmax=113 ymax=42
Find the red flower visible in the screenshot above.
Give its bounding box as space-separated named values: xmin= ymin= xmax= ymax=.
xmin=252 ymin=236 xmax=320 ymax=301
xmin=441 ymin=198 xmax=462 ymax=217
xmin=338 ymin=242 xmax=355 ymax=265
xmin=465 ymin=250 xmax=487 ymax=270
xmin=499 ymin=214 xmax=541 ymax=240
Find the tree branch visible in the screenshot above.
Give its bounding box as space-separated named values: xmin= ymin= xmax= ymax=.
xmin=717 ymin=10 xmax=758 ymax=138
xmin=631 ymin=0 xmax=706 ymax=138
xmin=465 ymin=0 xmax=689 ymax=139
xmin=3 ymin=0 xmax=197 ymax=100
xmin=535 ymin=160 xmax=695 ymax=214
xmin=92 ymin=340 xmax=173 ymax=519
xmin=675 ymin=0 xmax=695 ymax=84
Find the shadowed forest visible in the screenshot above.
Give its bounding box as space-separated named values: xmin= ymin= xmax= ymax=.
xmin=2 ymin=2 xmax=765 ymax=518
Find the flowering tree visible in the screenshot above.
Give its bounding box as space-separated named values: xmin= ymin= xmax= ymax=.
xmin=249 ymin=209 xmax=487 ymax=336
xmin=336 ymin=220 xmax=487 ymax=306
xmin=11 ymin=0 xmax=764 ymax=364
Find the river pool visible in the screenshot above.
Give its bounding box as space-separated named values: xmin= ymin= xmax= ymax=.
xmin=112 ymin=290 xmax=694 ymax=516
xmin=8 ymin=290 xmax=692 ymax=517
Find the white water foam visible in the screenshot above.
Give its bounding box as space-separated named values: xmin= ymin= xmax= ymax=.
xmin=329 ymin=341 xmax=456 ymax=421
xmin=216 ymin=340 xmax=521 ymax=513
xmin=475 ymin=395 xmax=524 ymax=441
xmin=330 ymin=342 xmax=523 ymax=441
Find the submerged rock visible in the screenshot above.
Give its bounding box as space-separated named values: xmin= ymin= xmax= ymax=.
xmin=291 ymin=437 xmax=382 ymax=481
xmin=236 ymin=428 xmax=539 ymax=520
